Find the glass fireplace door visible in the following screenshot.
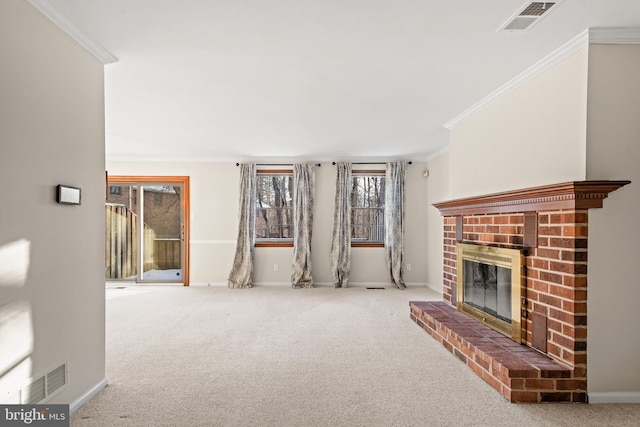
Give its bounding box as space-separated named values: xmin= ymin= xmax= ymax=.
xmin=463 ymin=261 xmax=512 ymax=323
xmin=456 ymin=243 xmax=524 ymax=342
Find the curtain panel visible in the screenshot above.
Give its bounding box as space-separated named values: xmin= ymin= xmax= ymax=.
xmin=291 ymin=163 xmax=315 ymax=288
xmin=330 ymin=162 xmax=352 ymax=287
xmin=385 ymin=162 xmax=407 ymax=289
xmin=228 ymin=163 xmax=257 ymax=288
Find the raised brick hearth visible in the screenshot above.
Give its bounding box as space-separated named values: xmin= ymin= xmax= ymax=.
xmin=412 ymin=181 xmax=629 ymax=403
xmin=410 ymin=301 xmax=585 ymax=402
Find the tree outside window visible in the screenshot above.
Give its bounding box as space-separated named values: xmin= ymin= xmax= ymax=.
xmin=351 ymin=173 xmax=385 ymax=245
xmin=256 ymin=171 xmax=293 ymax=244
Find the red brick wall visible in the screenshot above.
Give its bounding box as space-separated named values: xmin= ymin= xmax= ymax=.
xmin=442 ymin=216 xmax=457 ymax=305
xmin=442 ymin=209 xmax=588 ymax=372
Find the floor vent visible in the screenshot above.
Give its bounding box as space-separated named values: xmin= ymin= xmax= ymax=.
xmin=366 ymin=287 xmax=385 ymax=290
xmin=46 ymin=363 xmax=67 ymax=396
xmin=12 ymin=363 xmax=68 ymax=404
xmin=23 ymin=376 xmax=46 ymax=404
xmin=498 ymin=1 xmax=562 ymax=32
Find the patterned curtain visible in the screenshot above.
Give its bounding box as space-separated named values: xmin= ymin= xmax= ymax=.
xmin=228 ymin=163 xmax=257 ymax=288
xmin=385 ymin=162 xmax=407 ymax=289
xmin=291 ymin=163 xmax=315 ymax=288
xmin=330 ymin=162 xmax=352 ymax=287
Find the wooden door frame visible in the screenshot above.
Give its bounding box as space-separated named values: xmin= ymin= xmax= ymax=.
xmin=107 ymin=175 xmax=190 ymax=286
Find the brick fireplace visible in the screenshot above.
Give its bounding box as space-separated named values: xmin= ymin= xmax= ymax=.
xmin=410 ymin=181 xmax=629 ymax=403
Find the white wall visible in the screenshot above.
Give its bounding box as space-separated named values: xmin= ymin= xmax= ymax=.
xmin=107 ymin=161 xmax=429 ymax=286
xmin=0 ymin=0 xmax=105 ymax=407
xmin=449 ymin=47 xmax=589 ymax=199
xmin=585 ymin=44 xmax=640 ymax=399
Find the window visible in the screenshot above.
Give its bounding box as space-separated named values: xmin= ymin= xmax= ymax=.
xmin=351 ymin=172 xmax=385 ymax=246
xmin=109 ymin=186 xmax=122 ymax=195
xmin=255 ymin=170 xmax=293 ymax=245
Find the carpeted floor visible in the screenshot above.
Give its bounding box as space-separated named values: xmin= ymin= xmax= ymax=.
xmin=71 ymin=285 xmax=640 ymax=426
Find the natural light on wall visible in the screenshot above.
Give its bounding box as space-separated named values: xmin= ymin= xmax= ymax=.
xmin=0 ymin=239 xmax=34 ymax=404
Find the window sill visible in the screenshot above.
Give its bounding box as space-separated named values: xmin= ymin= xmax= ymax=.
xmin=254 ymin=241 xmax=383 ymax=248
xmin=351 ymin=242 xmax=384 ymax=248
xmin=255 ymin=241 xmax=294 ymax=248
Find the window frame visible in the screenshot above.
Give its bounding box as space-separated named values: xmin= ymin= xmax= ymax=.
xmin=350 ymin=169 xmax=385 ymax=248
xmin=255 ymin=169 xmax=294 ymax=248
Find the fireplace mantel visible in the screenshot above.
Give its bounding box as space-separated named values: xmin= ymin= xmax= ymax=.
xmin=433 ymin=180 xmax=630 ymax=216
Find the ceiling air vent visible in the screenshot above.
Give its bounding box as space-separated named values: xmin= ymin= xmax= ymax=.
xmin=498 ymin=1 xmax=562 ymax=32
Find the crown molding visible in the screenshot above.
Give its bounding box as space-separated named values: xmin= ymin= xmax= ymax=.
xmin=28 ymin=0 xmax=117 ymax=64
xmin=443 ymin=27 xmax=640 ymax=130
xmin=589 ymin=27 xmax=640 ymax=44
xmin=443 ymin=29 xmax=589 ymax=130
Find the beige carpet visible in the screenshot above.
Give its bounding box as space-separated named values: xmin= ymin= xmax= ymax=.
xmin=71 ymin=285 xmax=640 ymax=426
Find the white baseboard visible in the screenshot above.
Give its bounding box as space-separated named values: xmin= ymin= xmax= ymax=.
xmin=188 ymin=282 xmax=227 ymax=287
xmin=252 ymin=282 xmax=293 ymax=286
xmin=308 ymin=282 xmax=429 ymax=288
xmin=588 ymin=391 xmax=640 ymax=404
xmin=189 ymin=282 xmax=431 ymax=288
xmin=69 ymin=378 xmax=108 ymax=414
xmin=425 ymin=283 xmax=443 ymax=294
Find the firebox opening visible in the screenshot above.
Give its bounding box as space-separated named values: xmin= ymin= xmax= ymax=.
xmin=463 ymin=261 xmax=512 ymax=323
xmin=456 ymin=243 xmax=525 ymax=343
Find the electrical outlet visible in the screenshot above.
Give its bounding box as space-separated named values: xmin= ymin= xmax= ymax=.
xmin=406 ymin=263 xmax=412 ymax=271
xmin=273 ymin=264 xmax=279 ymax=272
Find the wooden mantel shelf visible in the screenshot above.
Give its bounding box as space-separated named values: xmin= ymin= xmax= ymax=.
xmin=434 ymin=180 xmax=631 ymax=216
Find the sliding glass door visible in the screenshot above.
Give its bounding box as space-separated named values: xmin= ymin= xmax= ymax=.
xmin=105 ymin=183 xmax=139 ymax=280
xmin=106 ymin=176 xmax=190 ymax=285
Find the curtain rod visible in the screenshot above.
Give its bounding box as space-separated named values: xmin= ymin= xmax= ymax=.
xmin=331 ymin=161 xmax=412 ymax=165
xmin=236 ymin=163 xmax=321 ymax=167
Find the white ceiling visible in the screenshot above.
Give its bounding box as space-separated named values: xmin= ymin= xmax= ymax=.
xmin=41 ymin=0 xmax=640 ymax=162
